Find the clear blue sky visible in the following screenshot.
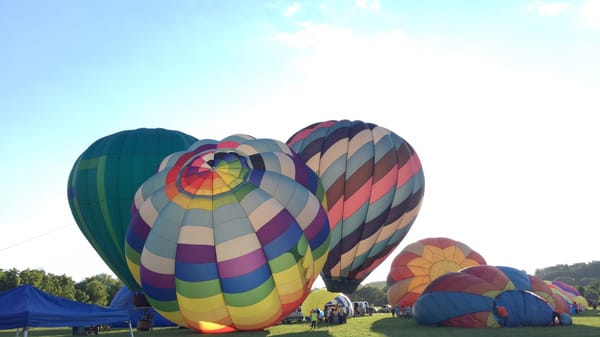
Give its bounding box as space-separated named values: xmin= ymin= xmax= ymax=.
xmin=1 ymin=1 xmax=599 ymax=288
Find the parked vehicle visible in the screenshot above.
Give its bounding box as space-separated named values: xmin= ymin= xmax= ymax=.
xmin=353 ymin=301 xmax=370 ymax=316
xmin=281 ymin=307 xmax=305 ymax=323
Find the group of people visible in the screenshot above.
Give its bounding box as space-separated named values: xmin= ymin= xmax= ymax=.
xmin=391 ymin=304 xmax=412 ymax=318
xmin=310 ymin=304 xmax=348 ymax=329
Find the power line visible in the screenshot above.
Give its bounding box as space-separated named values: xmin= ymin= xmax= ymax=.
xmin=0 ymin=224 xmax=74 ymax=252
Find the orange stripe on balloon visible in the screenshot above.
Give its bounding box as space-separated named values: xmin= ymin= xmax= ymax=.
xmin=342 ymin=178 xmax=372 ymax=221
xmin=396 ymin=154 xmax=422 ymax=187
xmin=327 ymin=199 xmax=343 ymax=228
xmin=370 ymin=167 xmax=397 ymax=202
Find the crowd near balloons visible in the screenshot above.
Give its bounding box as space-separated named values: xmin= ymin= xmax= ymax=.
xmin=66 ymin=120 xmax=584 ymax=333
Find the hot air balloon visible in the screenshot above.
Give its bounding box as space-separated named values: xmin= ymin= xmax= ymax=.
xmin=413 ymin=265 xmax=561 ymax=328
xmin=386 ymin=237 xmax=486 ymax=308
xmin=287 ymin=120 xmax=425 ymax=293
xmin=67 ymin=128 xmax=198 ymax=291
xmin=300 ymin=288 xmax=354 ymax=320
xmin=125 ymin=134 xmax=330 ymax=333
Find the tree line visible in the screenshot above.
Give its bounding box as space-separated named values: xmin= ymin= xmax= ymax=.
xmin=0 ymin=268 xmax=122 ymax=306
xmin=3 ymin=262 xmax=599 ymax=308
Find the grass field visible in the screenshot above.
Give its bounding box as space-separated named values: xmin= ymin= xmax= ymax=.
xmin=3 ymin=310 xmax=600 ymax=337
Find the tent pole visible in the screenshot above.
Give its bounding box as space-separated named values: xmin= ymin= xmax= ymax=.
xmin=23 ymin=327 xmax=28 ymax=337
xmin=14 ymin=328 xmax=20 ymax=337
xmin=128 ymin=320 xmax=135 ymax=337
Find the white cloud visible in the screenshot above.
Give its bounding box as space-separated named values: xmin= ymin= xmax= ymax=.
xmin=580 ymin=0 xmax=600 ymax=28
xmin=274 ymin=22 xmax=353 ymax=49
xmin=284 ymin=2 xmax=301 ymax=17
xmin=527 ymin=1 xmax=570 ymax=16
xmin=355 ymin=0 xmax=381 ymax=11
xmin=269 ymin=19 xmax=600 ymax=284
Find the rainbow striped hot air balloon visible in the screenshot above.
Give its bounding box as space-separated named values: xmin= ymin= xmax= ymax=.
xmin=125 ymin=134 xmax=330 ymax=333
xmin=68 ymin=128 xmax=198 ymax=291
xmin=287 ymin=120 xmax=425 ymax=293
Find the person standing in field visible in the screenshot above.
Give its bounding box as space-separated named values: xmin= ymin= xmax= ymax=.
xmin=311 ymin=309 xmax=318 ymax=329
xmin=495 ymin=304 xmax=508 ymax=326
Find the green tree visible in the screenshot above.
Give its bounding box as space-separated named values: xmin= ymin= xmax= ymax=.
xmin=350 ymin=286 xmax=387 ymax=306
xmin=0 ymin=268 xmax=20 ymax=291
xmin=75 ymin=277 xmax=108 ymax=306
xmin=92 ymin=273 xmax=123 ymax=303
xmin=584 ymin=280 xmax=600 ymax=303
xmin=19 ymin=269 xmax=46 ymax=288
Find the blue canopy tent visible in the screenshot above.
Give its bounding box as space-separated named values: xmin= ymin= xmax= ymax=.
xmin=109 ymin=285 xmax=176 ymax=328
xmin=0 ymin=285 xmax=133 ymax=337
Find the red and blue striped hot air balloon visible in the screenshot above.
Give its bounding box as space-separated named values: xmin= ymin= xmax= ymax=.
xmin=287 ymin=120 xmax=425 ymax=293
xmin=125 ymin=134 xmax=330 ymax=333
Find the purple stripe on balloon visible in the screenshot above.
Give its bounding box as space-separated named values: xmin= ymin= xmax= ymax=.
xmin=176 ymin=244 xmax=216 ymax=263
xmin=129 ymin=211 xmax=151 ymax=240
xmin=140 ymin=264 xmax=175 ymax=288
xmin=217 ymin=248 xmax=267 ymax=278
xmin=256 ymin=210 xmax=291 ymax=244
xmin=302 ymin=208 xmax=328 ymax=239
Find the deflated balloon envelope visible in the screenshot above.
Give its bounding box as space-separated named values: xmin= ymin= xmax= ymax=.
xmin=287 ymin=120 xmax=425 ymax=293
xmin=67 ymin=128 xmax=198 ymax=291
xmin=413 ymin=265 xmax=563 ymax=328
xmin=125 ymin=134 xmax=330 ymax=333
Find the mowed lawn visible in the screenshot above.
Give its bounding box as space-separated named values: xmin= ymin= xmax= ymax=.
xmin=3 ymin=311 xmax=600 ymax=337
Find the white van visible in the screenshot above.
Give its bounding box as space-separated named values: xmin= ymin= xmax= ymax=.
xmin=353 ymin=301 xmax=370 ymax=316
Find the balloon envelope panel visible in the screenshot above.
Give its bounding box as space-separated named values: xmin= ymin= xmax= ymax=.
xmin=492 ymin=290 xmax=553 ymax=327
xmin=125 ymin=135 xmax=330 ymax=333
xmin=386 ymin=237 xmax=486 ymax=307
xmin=287 ymin=120 xmax=425 ymax=293
xmin=67 ymin=128 xmax=198 ymax=291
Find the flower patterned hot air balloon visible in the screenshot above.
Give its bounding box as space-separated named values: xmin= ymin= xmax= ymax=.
xmin=125 ymin=134 xmax=330 ymax=333
xmin=67 ymin=128 xmax=198 ymax=291
xmin=386 ymin=237 xmax=486 ymax=307
xmin=287 ymin=120 xmax=425 ymax=293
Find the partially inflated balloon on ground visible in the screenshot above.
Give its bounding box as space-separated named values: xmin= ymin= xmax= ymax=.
xmin=125 ymin=135 xmax=330 ymax=333
xmin=301 ymin=288 xmax=354 ymax=318
xmin=386 ymin=237 xmax=486 ymax=307
xmin=67 ymin=128 xmax=198 ymax=291
xmin=414 ymin=265 xmax=564 ymax=328
xmin=287 ymin=120 xmax=425 ymax=293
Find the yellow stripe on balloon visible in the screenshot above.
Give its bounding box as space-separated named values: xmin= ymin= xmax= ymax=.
xmin=187 ymin=197 xmax=213 ymax=210
xmin=125 ymin=258 xmax=141 ymax=286
xmin=155 ymin=310 xmax=186 ymax=327
xmin=171 ymin=193 xmax=192 ymax=209
xmin=271 ymin=264 xmax=306 ymax=296
xmin=227 ymin=290 xmax=282 ymax=327
xmin=178 ymin=293 xmax=230 ymax=321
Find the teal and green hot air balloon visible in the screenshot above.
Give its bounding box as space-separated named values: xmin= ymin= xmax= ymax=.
xmin=67 ymin=128 xmax=198 ymax=291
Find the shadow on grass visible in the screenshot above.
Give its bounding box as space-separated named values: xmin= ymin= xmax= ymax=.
xmin=371 ymin=315 xmax=600 ymax=337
